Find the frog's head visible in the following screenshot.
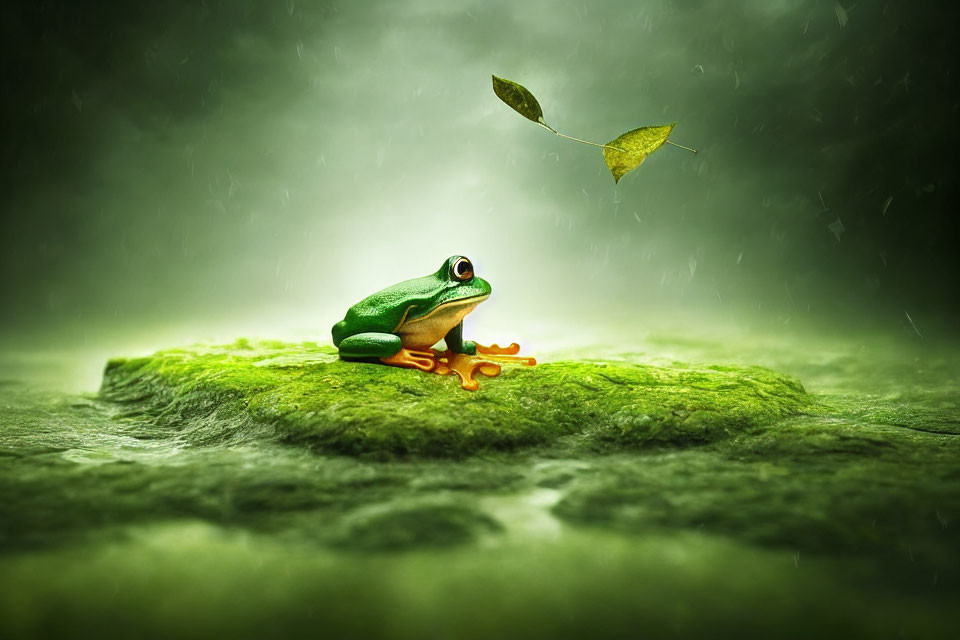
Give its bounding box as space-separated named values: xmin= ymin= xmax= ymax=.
xmin=390 ymin=256 xmax=490 ymax=344
xmin=334 ymin=255 xmax=493 ymax=349
xmin=431 ymin=255 xmax=491 ymax=306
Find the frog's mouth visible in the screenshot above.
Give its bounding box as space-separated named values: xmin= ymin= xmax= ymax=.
xmin=401 ymin=294 xmax=489 ymax=326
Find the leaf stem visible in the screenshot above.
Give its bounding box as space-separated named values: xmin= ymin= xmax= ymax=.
xmin=538 ymin=122 xmax=624 ymax=153
xmin=665 ymin=140 xmax=698 ymax=154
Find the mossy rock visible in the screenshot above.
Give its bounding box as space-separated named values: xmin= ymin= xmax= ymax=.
xmin=100 ymin=340 xmax=810 ymax=457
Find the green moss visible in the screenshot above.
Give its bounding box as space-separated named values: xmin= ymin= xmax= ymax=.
xmin=4 ymin=337 xmax=960 ymax=638
xmin=100 ymin=341 xmax=809 ymax=457
xmin=553 ymin=422 xmax=960 ymax=557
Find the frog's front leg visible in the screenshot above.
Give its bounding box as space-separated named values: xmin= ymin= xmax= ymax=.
xmin=443 ymin=322 xmax=526 ymax=358
xmin=338 ymin=332 xmax=436 ymax=372
xmin=443 ymin=322 xmax=477 ymax=355
xmin=435 ymin=323 xmax=536 ymax=390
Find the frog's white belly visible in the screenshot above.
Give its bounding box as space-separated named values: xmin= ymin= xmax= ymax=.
xmin=396 ymin=296 xmax=487 ymax=349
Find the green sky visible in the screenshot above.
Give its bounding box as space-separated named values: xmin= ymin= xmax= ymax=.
xmin=1 ymin=0 xmax=957 ymax=353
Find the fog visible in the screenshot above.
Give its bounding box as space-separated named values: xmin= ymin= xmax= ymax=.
xmin=2 ymin=0 xmax=957 ymax=362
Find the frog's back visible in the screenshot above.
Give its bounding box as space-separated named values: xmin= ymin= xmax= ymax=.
xmin=331 ymin=276 xmax=439 ymax=346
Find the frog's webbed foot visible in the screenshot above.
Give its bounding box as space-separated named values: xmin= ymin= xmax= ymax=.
xmin=475 ymin=342 xmax=520 ymax=356
xmin=474 ymin=342 xmax=537 ymax=367
xmin=434 ymin=342 xmax=536 ymax=390
xmin=435 ymin=352 xmax=502 ymax=391
xmin=380 ymin=348 xmax=436 ymax=372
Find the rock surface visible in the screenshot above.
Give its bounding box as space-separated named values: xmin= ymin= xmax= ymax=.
xmin=100 ymin=340 xmax=810 ymax=457
xmin=3 ymin=335 xmax=958 ymax=639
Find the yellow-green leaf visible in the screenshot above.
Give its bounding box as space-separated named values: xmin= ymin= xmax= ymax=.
xmin=492 ymin=75 xmax=545 ymax=125
xmin=602 ymin=123 xmax=676 ymax=183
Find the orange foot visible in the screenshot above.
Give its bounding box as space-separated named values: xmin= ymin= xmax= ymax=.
xmin=475 ymin=342 xmax=537 ymax=367
xmin=380 ymin=348 xmax=437 ymax=372
xmin=434 ymin=343 xmax=537 ymax=391
xmin=476 ymin=342 xmax=520 ymax=355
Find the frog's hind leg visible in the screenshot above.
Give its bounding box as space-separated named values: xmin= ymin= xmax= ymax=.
xmin=337 ymin=332 xmax=403 ymax=359
xmin=337 ymin=332 xmax=437 ymax=371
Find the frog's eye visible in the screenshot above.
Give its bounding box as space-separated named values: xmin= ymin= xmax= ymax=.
xmin=450 ymin=257 xmax=474 ymax=282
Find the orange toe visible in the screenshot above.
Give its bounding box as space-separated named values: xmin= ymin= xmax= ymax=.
xmin=475 ymin=342 xmax=521 ymax=356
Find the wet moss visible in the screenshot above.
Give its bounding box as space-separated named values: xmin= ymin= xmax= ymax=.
xmin=4 ymin=336 xmax=960 ymax=638
xmin=551 ymin=411 xmax=960 ymax=577
xmin=99 ymin=341 xmax=810 ymax=457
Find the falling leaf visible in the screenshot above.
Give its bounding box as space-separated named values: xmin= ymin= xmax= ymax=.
xmin=491 ymin=76 xmax=695 ymax=182
xmin=602 ymin=123 xmax=675 ymax=183
xmin=492 ymin=75 xmax=545 ymax=125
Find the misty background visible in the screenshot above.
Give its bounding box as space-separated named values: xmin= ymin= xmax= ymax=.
xmin=2 ymin=0 xmax=958 ymax=370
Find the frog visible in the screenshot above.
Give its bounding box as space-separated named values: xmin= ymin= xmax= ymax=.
xmin=331 ymin=255 xmax=534 ymax=390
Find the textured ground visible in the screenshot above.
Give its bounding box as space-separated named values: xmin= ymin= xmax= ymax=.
xmin=1 ymin=335 xmax=958 ymax=639
xmin=98 ymin=340 xmax=809 ymax=456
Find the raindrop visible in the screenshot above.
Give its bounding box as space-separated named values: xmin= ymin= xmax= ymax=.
xmin=834 ymin=3 xmax=848 ymax=28
xmin=818 ymin=191 xmax=829 ymax=210
xmin=881 ymin=196 xmax=893 ymax=216
xmin=904 ymin=311 xmax=924 ymax=339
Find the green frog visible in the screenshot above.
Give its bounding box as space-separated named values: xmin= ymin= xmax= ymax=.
xmin=331 ymin=256 xmax=534 ymax=389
